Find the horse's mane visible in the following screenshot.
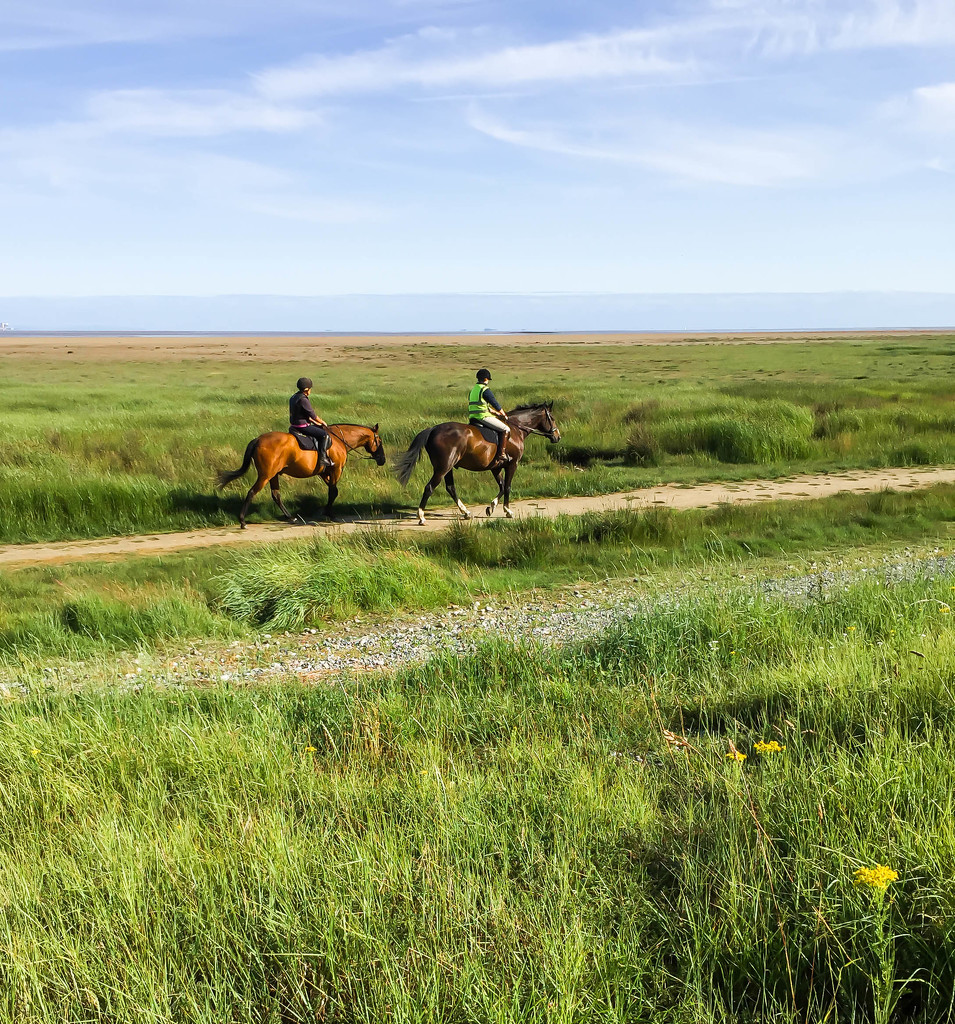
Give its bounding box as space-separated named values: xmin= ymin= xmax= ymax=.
xmin=508 ymin=402 xmax=553 ymax=414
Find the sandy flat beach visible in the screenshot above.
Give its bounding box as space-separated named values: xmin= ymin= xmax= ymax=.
xmin=0 ymin=328 xmax=948 ymax=362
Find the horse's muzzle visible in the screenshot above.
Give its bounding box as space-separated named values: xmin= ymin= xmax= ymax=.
xmin=549 ymin=429 xmax=561 ymax=443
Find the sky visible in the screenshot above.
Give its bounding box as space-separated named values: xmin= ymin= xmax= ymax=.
xmin=1 ymin=0 xmax=954 ymax=326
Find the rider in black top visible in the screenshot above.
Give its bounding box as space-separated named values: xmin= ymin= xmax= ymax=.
xmin=289 ymin=377 xmax=334 ymax=470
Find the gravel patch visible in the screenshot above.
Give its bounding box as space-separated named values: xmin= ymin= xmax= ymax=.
xmin=13 ymin=547 xmax=955 ymax=692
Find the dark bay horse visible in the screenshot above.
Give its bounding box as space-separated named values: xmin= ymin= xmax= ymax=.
xmin=393 ymin=403 xmax=559 ymax=525
xmin=218 ymin=424 xmax=386 ymax=528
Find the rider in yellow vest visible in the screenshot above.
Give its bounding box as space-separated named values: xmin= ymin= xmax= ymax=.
xmin=468 ymin=369 xmax=511 ymax=469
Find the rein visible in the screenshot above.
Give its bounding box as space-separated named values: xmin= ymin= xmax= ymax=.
xmin=327 ymin=426 xmax=380 ymax=460
xmin=508 ymin=408 xmax=557 ymax=440
xmin=514 ymin=425 xmax=556 ymax=439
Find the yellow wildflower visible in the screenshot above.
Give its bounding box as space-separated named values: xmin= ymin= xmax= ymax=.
xmin=304 ymin=746 xmax=317 ymax=754
xmin=941 ymin=606 xmax=951 ymax=615
xmin=30 ymin=748 xmax=40 ymax=756
xmin=848 ymin=626 xmax=856 ymax=631
xmin=725 ymin=750 xmax=747 ymax=762
xmin=754 ymin=740 xmax=785 ymax=755
xmin=853 ymin=865 xmax=898 ymax=892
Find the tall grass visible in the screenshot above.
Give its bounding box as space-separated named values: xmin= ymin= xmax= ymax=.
xmin=215 ymin=536 xmax=459 ymax=629
xmin=3 ymin=335 xmax=955 ymax=542
xmin=2 ymin=573 xmax=955 ymax=1019
xmin=5 ymin=483 xmax=955 ymax=665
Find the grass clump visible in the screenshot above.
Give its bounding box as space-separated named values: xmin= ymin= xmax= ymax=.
xmin=655 ymin=398 xmax=814 ymax=463
xmin=0 ymin=587 xmax=232 ymax=661
xmin=215 ymin=536 xmax=458 ymax=629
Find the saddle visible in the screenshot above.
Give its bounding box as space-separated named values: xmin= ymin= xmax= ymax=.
xmin=471 ymin=423 xmax=502 ymax=444
xmin=290 ymin=430 xmax=321 ymax=452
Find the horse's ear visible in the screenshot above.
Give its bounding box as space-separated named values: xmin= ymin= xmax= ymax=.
xmin=547 ymin=401 xmax=554 ymax=410
xmin=373 ymin=423 xmax=379 ymax=433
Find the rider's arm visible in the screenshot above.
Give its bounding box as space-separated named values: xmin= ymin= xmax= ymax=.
xmin=484 ymin=388 xmax=506 ymax=418
xmin=303 ymin=394 xmax=327 ymax=427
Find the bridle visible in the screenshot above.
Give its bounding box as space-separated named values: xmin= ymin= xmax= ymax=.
xmin=510 ymin=406 xmax=559 ymax=441
xmin=327 ymin=425 xmax=385 ymax=462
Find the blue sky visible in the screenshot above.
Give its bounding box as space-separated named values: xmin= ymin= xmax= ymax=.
xmin=1 ymin=0 xmax=954 ymax=307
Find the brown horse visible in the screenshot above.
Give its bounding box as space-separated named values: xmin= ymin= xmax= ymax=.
xmin=393 ymin=403 xmax=560 ymax=524
xmin=218 ymin=424 xmax=386 ymax=528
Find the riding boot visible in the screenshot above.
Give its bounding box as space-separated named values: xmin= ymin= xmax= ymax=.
xmin=489 ymin=433 xmax=511 ymax=470
xmin=318 ymin=433 xmax=335 ymax=470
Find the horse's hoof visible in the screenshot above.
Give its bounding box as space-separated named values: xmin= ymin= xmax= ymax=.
xmin=485 ymin=506 xmax=493 ymax=517
xmin=504 ymin=509 xmax=514 ymax=519
xmin=239 ymin=522 xmax=246 ymax=530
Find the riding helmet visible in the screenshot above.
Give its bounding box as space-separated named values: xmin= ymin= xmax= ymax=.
xmin=296 ymin=377 xmax=313 ymax=390
xmin=476 ymin=368 xmax=491 ymax=381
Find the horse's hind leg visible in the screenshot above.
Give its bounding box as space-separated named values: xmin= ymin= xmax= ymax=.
xmin=486 ymin=468 xmax=505 ymax=518
xmin=502 ymin=461 xmax=518 ymax=518
xmin=239 ymin=471 xmax=270 ymax=529
xmin=444 ymin=470 xmax=471 ymax=520
xmin=269 ymin=474 xmax=298 ymax=523
xmin=417 ymin=469 xmax=446 ymax=525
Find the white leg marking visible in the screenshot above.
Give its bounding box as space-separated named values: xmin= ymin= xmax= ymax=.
xmin=417 ymin=507 xmax=426 ymax=525
xmin=504 ymin=505 xmax=514 ymax=519
xmin=455 ymin=498 xmax=472 ymax=519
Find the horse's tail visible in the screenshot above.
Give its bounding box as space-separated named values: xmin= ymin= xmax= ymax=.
xmin=393 ymin=427 xmax=433 ymax=487
xmin=217 ymin=438 xmax=259 ymax=489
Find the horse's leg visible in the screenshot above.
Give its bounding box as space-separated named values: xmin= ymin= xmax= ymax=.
xmin=444 ymin=469 xmax=471 ymax=520
xmin=417 ymin=468 xmax=447 ymax=525
xmin=324 ymin=482 xmax=339 ymax=520
xmin=502 ymin=460 xmax=519 ymax=518
xmin=268 ymin=473 xmax=299 ymax=523
xmin=238 ymin=469 xmax=270 ymax=529
xmin=320 ymin=458 xmax=344 ymax=521
xmin=485 ymin=468 xmax=505 ymax=518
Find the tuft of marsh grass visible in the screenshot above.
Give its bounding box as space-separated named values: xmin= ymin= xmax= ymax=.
xmin=214 ymin=536 xmax=460 ymax=629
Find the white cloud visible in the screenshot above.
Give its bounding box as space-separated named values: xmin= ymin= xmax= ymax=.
xmin=256 ymin=26 xmax=691 ymax=99
xmin=903 ymin=82 xmax=955 ymax=133
xmin=84 ymin=89 xmax=318 ymax=137
xmin=469 ymin=108 xmax=835 ymax=187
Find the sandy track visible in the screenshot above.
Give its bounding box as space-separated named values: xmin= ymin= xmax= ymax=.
xmin=1 ymin=466 xmax=954 ymax=569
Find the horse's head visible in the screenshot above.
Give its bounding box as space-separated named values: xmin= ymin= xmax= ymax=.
xmin=366 ymin=423 xmax=387 ymax=466
xmin=541 ymin=402 xmax=560 ymax=443
xmin=509 ymin=402 xmax=560 ymax=443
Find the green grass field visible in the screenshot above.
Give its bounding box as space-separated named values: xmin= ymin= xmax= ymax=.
xmin=3 ymin=566 xmax=955 ymax=1021
xmin=3 ymin=483 xmax=955 ymax=666
xmin=2 ymin=334 xmax=955 ymax=543
xmin=4 ymin=333 xmax=955 ymax=1021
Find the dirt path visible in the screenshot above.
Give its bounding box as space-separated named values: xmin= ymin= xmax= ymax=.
xmin=2 ymin=465 xmax=954 ymax=569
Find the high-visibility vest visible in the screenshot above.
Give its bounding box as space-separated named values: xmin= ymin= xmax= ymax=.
xmin=468 ymin=382 xmax=491 ymax=420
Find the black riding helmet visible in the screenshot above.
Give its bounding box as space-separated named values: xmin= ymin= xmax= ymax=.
xmin=476 ymin=368 xmax=491 ymax=381
xmin=296 ymin=377 xmax=313 ymax=391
